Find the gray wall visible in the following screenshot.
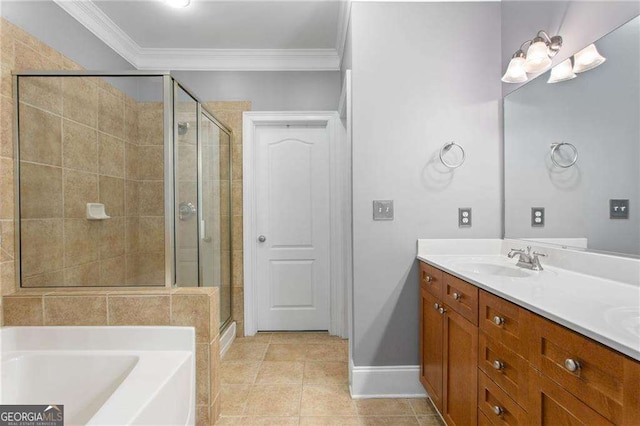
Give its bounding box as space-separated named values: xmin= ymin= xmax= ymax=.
xmin=501 ymin=0 xmax=640 ymax=96
xmin=350 ymin=2 xmax=502 ymax=366
xmin=170 ymin=71 xmax=341 ymax=111
xmin=1 ymin=0 xmax=135 ymax=71
xmin=505 ymin=17 xmax=640 ymax=256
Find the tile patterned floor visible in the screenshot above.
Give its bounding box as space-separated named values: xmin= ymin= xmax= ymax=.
xmin=216 ymin=332 xmax=445 ymax=425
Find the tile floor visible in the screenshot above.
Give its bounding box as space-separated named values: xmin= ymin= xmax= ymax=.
xmin=216 ymin=332 xmax=445 ymax=425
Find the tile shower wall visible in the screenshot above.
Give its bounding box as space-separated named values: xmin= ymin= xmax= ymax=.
xmin=206 ymin=102 xmax=250 ymax=337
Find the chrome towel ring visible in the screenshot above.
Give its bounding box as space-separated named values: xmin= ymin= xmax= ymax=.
xmin=439 ymin=142 xmax=466 ymax=169
xmin=550 ymin=142 xmax=578 ymax=168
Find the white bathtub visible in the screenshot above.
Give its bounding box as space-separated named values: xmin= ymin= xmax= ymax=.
xmin=0 ymin=326 xmax=195 ymax=426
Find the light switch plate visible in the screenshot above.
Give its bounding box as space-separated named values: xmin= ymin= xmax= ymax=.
xmin=373 ymin=200 xmax=394 ymax=220
xmin=531 ymin=207 xmax=545 ymax=227
xmin=458 ymin=208 xmax=472 ymax=228
xmin=610 ymin=199 xmax=629 ymax=219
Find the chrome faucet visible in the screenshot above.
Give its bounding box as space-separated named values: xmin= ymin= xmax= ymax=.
xmin=507 ymin=246 xmax=547 ymax=271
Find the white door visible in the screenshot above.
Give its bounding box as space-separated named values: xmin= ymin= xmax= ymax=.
xmin=255 ymin=124 xmax=331 ymax=331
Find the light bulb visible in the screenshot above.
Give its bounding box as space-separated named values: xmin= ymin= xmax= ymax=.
xmin=524 ymin=39 xmax=552 ymax=73
xmin=502 ymin=55 xmax=528 ymax=84
xmin=572 ymin=44 xmax=606 ymax=73
xmin=548 ymin=58 xmax=576 ymax=83
xmin=165 ymin=0 xmax=190 ymax=8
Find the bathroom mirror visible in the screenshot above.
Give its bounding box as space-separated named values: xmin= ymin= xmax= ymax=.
xmin=504 ymin=16 xmax=640 ymax=257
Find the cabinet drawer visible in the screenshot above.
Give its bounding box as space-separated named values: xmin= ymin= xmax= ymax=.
xmin=420 ymin=262 xmax=443 ymax=299
xmin=478 ymin=331 xmax=528 ymax=407
xmin=443 ymin=273 xmax=478 ymax=326
xmin=479 ymin=290 xmax=528 ymax=355
xmin=528 ymin=315 xmax=625 ymax=424
xmin=478 ymin=370 xmax=528 ymax=426
xmin=527 ymin=368 xmax=613 ymax=425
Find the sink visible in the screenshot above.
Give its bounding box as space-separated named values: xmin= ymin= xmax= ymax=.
xmin=452 ymin=262 xmax=532 ymax=278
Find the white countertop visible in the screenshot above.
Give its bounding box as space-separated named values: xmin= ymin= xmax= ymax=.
xmin=417 ymin=239 xmax=640 ymax=361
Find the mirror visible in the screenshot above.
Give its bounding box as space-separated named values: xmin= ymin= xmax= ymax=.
xmin=504 ymin=16 xmax=640 ymax=257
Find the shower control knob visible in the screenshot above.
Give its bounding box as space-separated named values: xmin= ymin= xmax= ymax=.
xmin=258 ymin=235 xmax=267 ymax=243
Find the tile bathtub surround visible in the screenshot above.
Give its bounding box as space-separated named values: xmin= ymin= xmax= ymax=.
xmin=217 ymin=333 xmax=444 ymax=425
xmin=2 ymin=286 xmax=221 ymax=425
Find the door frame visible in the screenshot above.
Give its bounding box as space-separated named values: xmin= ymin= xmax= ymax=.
xmin=243 ymin=111 xmax=349 ymax=337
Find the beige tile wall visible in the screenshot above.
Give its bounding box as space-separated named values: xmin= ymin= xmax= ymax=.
xmin=206 ymin=102 xmax=250 ymax=337
xmin=2 ymin=286 xmax=221 ymax=425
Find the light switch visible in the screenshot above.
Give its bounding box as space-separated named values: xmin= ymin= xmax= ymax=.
xmin=373 ymin=200 xmax=394 ymax=220
xmin=610 ymin=199 xmax=629 ymax=219
xmin=531 ymin=207 xmax=545 ymax=227
xmin=458 ymin=208 xmax=472 ymax=228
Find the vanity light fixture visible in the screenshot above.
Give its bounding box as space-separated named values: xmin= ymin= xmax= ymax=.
xmin=502 ymin=30 xmax=563 ymax=83
xmin=573 ymin=43 xmax=606 ymax=73
xmin=165 ymin=0 xmax=190 ymax=8
xmin=548 ymin=58 xmax=577 ymax=84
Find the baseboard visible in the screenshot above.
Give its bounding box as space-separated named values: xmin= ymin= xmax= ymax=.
xmin=220 ymin=321 xmax=236 ymax=358
xmin=349 ymin=359 xmax=427 ymax=399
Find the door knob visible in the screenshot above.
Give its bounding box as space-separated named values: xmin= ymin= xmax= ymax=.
xmin=258 ymin=235 xmax=266 ymax=243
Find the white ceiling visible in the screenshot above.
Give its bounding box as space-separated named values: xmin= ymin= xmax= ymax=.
xmin=54 ymin=0 xmax=349 ymax=71
xmin=92 ymin=1 xmax=341 ymax=49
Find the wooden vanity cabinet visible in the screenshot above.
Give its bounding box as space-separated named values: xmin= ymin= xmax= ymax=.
xmin=418 ymin=260 xmax=640 ymax=426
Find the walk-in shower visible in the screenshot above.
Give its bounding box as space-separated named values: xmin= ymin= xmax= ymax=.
xmin=12 ymin=71 xmax=232 ymax=330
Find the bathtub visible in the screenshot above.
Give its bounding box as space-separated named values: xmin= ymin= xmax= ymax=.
xmin=0 ymin=326 xmax=195 ymax=425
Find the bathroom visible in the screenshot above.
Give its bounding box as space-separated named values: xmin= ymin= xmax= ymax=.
xmin=0 ymin=0 xmax=638 ymax=425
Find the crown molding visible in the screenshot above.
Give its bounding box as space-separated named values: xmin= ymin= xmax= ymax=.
xmin=53 ymin=0 xmax=341 ymax=71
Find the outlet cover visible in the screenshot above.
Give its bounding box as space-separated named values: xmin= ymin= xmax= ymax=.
xmin=610 ymin=199 xmax=629 ymax=219
xmin=458 ymin=208 xmax=472 ymax=228
xmin=531 ymin=207 xmax=545 ymax=227
xmin=373 ymin=200 xmax=394 ymax=220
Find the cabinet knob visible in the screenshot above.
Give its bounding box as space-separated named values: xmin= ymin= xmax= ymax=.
xmin=492 ymin=406 xmax=504 ymax=416
xmin=434 ymin=303 xmax=440 ymax=311
xmin=425 ymin=275 xmax=433 ymax=283
xmin=439 ymin=307 xmax=446 ymax=315
xmin=564 ymin=358 xmax=582 ymax=372
xmin=453 ymin=292 xmax=462 ymax=301
xmin=492 ymin=360 xmax=505 ymax=371
xmin=493 ymin=316 xmax=505 ymax=326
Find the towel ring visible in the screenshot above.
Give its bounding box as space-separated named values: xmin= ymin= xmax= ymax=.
xmin=550 ymin=142 xmax=578 ymax=168
xmin=439 ymin=142 xmax=466 ymax=169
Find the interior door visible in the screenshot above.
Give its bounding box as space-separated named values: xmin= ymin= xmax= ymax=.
xmin=255 ymin=124 xmax=330 ymax=331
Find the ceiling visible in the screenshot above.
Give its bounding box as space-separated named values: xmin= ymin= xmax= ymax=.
xmin=54 ymin=0 xmax=349 ymax=71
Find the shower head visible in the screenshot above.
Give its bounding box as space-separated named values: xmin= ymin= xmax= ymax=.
xmin=178 ymin=122 xmax=190 ymax=136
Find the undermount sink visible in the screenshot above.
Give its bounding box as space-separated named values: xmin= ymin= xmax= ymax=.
xmin=452 ymin=262 xmax=532 ymax=278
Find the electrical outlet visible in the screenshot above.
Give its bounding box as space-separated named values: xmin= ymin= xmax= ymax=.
xmin=531 ymin=207 xmax=545 ymax=227
xmin=610 ymin=199 xmax=629 ymax=219
xmin=373 ymin=200 xmax=394 ymax=220
xmin=458 ymin=208 xmax=472 ymax=228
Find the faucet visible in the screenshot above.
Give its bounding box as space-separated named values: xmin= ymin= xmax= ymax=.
xmin=507 ymin=246 xmax=547 ymax=271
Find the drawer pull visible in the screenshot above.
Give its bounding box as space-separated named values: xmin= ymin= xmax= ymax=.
xmin=434 ymin=303 xmax=440 ymax=311
xmin=564 ymin=358 xmax=582 ymax=372
xmin=492 ymin=405 xmax=504 ymax=416
xmin=439 ymin=307 xmax=447 ymax=315
xmin=425 ymin=275 xmax=433 ymax=283
xmin=453 ymin=292 xmax=462 ymax=301
xmin=493 ymin=316 xmax=505 ymax=326
xmin=492 ymin=360 xmax=505 ymax=371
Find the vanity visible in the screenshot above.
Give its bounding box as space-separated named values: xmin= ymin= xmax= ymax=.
xmin=416 ymin=239 xmax=640 ymax=426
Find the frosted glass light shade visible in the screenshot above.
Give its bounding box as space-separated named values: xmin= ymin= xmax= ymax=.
xmin=548 ymin=58 xmax=577 ymax=83
xmin=524 ymin=41 xmax=552 ymax=73
xmin=573 ymin=44 xmax=606 ymax=73
xmin=502 ymin=57 xmax=528 ymax=83
xmin=165 ymin=0 xmax=190 ymax=7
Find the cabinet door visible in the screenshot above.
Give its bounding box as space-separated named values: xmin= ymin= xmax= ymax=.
xmin=420 ymin=287 xmax=444 ymax=411
xmin=443 ymin=306 xmax=478 ymax=426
